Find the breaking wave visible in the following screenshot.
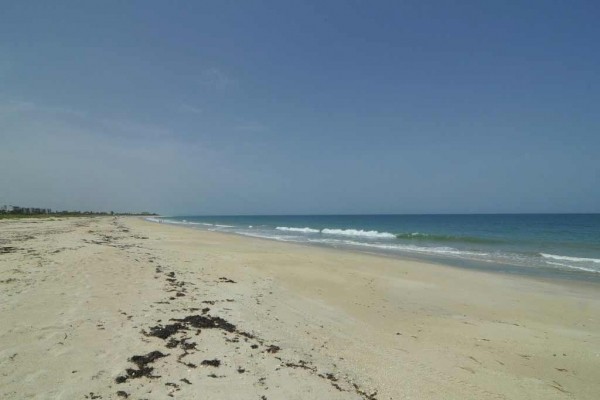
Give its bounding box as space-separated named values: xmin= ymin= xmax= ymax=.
xmin=321 ymin=229 xmax=396 ymax=239
xmin=275 ymin=226 xmax=396 ymax=239
xmin=271 ymin=227 xmax=499 ymax=243
xmin=276 ymin=226 xmax=320 ymax=233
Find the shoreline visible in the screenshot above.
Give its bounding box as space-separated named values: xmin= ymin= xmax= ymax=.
xmin=144 ymin=217 xmax=600 ymax=286
xmin=1 ymin=216 xmax=599 ymax=399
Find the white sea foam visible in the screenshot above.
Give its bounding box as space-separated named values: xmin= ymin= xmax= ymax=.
xmin=366 ymin=243 xmax=486 ymax=256
xmin=146 ymin=217 xmax=179 ymax=224
xmin=308 ymin=238 xmax=487 ymax=257
xmin=275 ymin=226 xmax=396 ymax=238
xmin=276 ymin=226 xmax=320 ymax=233
xmin=169 ymin=220 xmax=199 ymax=225
xmin=236 ymin=232 xmax=298 ymax=242
xmin=321 ymin=228 xmax=396 ymax=239
xmin=544 ymin=261 xmax=599 ymax=273
xmin=540 ymin=253 xmax=600 ymax=264
xmin=145 ymin=217 xmax=201 ymax=225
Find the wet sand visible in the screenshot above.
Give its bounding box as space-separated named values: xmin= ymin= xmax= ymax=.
xmin=1 ymin=216 xmax=599 ymax=399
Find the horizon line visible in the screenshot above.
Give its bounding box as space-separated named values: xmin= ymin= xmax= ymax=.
xmin=162 ymin=212 xmax=600 ymax=217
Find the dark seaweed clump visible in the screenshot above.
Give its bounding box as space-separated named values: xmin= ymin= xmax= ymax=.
xmin=265 ymin=345 xmax=281 ymax=354
xmin=115 ymin=351 xmax=168 ymax=383
xmin=145 ymin=323 xmax=186 ymax=339
xmin=201 ymin=359 xmax=221 ymax=367
xmin=174 ymin=314 xmax=237 ymax=332
xmin=143 ymin=314 xmax=237 ymax=342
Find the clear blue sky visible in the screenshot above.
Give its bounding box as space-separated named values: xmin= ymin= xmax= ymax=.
xmin=1 ymin=1 xmax=598 ymax=214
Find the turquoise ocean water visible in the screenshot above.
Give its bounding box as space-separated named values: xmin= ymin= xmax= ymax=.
xmin=147 ymin=214 xmax=600 ymax=280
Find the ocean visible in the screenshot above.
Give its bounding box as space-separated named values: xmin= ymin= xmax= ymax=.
xmin=146 ymin=214 xmax=600 ymax=280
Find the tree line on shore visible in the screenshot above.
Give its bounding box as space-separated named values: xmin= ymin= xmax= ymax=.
xmin=0 ymin=205 xmax=157 ymax=217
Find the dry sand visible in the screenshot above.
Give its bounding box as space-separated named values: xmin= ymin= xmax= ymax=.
xmin=1 ymin=216 xmax=599 ymax=399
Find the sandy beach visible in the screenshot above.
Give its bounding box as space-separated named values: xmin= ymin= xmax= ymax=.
xmin=1 ymin=216 xmax=599 ymax=399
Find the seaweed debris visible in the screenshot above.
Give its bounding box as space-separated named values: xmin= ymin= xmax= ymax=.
xmin=201 ymin=359 xmax=221 ymax=367
xmin=115 ymin=351 xmax=167 ymax=383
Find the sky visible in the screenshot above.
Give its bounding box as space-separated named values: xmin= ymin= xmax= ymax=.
xmin=1 ymin=1 xmax=599 ymax=215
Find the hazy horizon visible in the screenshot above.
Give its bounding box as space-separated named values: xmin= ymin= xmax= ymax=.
xmin=166 ymin=212 xmax=600 ymax=217
xmin=2 ymin=1 xmax=599 ymax=215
